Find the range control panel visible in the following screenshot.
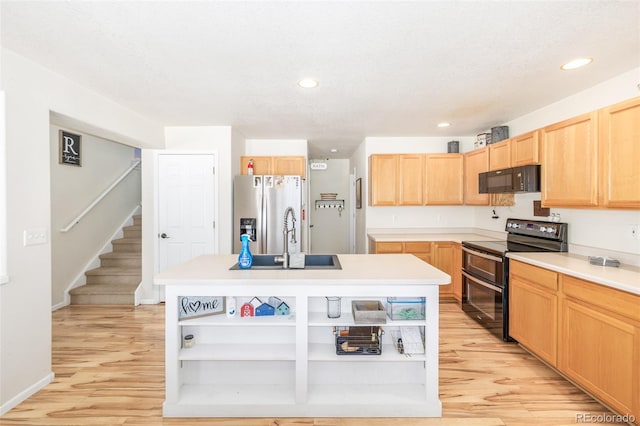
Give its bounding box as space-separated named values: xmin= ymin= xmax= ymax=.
xmin=505 ymin=218 xmax=568 ymax=240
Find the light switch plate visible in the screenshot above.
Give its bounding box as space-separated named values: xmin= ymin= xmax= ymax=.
xmin=24 ymin=228 xmax=47 ymax=246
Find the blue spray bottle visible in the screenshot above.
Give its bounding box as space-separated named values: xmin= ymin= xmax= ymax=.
xmin=238 ymin=234 xmax=253 ymax=269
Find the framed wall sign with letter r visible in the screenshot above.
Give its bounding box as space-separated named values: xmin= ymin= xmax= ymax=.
xmin=59 ymin=130 xmax=81 ymax=166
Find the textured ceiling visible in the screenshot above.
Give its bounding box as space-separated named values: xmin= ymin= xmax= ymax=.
xmin=2 ymin=1 xmax=639 ymax=158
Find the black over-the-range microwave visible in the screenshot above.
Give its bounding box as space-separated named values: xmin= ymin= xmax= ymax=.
xmin=479 ymin=164 xmax=541 ymax=194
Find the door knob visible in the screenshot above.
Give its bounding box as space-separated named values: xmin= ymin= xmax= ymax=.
xmin=160 ymin=233 xmax=170 ymax=239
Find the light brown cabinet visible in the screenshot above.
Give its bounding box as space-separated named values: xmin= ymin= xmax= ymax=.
xmin=369 ymin=154 xmax=462 ymax=206
xmin=273 ymin=156 xmax=306 ymax=177
xmin=463 ymin=147 xmax=490 ymax=206
xmin=511 ymin=130 xmax=540 ymax=166
xmin=451 ymin=243 xmax=462 ymax=302
xmin=559 ymin=275 xmax=640 ymax=423
xmin=489 ymin=130 xmax=540 ymax=171
xmin=399 ymin=154 xmax=424 ymax=205
xmin=424 ymin=154 xmax=464 ymax=205
xmin=508 ymin=260 xmax=559 ymax=366
xmin=371 ymin=240 xmax=460 ymax=301
xmin=540 ymin=112 xmax=599 ymax=207
xmin=598 ymin=96 xmax=640 ymax=209
xmin=369 ymin=155 xmax=398 ymax=206
xmin=240 ymin=156 xmax=306 ymax=178
xmin=431 ymin=242 xmax=459 ymax=299
xmin=488 ymin=140 xmax=511 ymax=171
xmin=508 ymin=260 xmax=639 ymax=424
xmin=372 ymin=241 xmax=404 ymax=254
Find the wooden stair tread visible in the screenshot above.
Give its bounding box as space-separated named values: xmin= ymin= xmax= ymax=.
xmin=86 ymin=267 xmax=141 ymax=276
xmin=70 ymin=283 xmax=139 ymax=295
xmin=99 ymin=252 xmax=141 ymax=259
xmin=111 ymin=238 xmax=141 ymax=244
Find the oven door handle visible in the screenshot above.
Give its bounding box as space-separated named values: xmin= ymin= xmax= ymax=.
xmin=462 ymin=247 xmax=503 ymax=263
xmin=462 ymin=271 xmax=503 ymax=293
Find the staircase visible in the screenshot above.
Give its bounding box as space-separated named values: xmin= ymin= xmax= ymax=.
xmin=70 ymin=215 xmax=142 ymax=305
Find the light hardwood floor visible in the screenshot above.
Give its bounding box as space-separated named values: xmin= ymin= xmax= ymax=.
xmin=1 ymin=302 xmax=620 ymax=426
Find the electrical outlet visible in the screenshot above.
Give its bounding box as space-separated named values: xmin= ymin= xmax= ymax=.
xmin=23 ymin=228 xmax=48 ymax=246
xmin=628 ymin=224 xmax=639 ymax=240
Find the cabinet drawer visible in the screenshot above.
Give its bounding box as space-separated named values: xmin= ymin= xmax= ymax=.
xmin=404 ymin=242 xmax=432 ymax=253
xmin=510 ymin=260 xmax=558 ymax=291
xmin=561 ymin=275 xmax=640 ymax=323
xmin=375 ymin=242 xmax=403 ymax=253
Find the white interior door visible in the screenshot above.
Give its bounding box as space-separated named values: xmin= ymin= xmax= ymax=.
xmin=158 ymin=154 xmax=216 ymax=272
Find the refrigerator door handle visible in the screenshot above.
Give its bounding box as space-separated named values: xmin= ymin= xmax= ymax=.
xmin=261 ymin=181 xmax=267 ymax=254
xmin=262 ymin=206 xmax=268 ymax=253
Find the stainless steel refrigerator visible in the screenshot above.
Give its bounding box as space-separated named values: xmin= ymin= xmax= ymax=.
xmin=233 ymin=175 xmax=303 ymax=254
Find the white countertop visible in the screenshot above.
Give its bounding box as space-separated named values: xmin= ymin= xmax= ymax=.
xmin=368 ymin=232 xmax=500 ymax=243
xmin=154 ymin=254 xmax=451 ymax=287
xmin=507 ymin=252 xmax=640 ymax=295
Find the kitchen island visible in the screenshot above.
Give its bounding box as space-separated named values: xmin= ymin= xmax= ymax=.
xmin=154 ymin=253 xmax=450 ymax=418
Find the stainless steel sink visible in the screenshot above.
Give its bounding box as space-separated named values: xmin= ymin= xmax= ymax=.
xmin=230 ymin=254 xmax=341 ymax=270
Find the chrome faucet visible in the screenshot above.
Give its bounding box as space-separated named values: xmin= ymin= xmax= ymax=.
xmin=275 ymin=207 xmax=297 ymax=269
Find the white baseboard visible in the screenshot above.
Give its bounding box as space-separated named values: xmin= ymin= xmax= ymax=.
xmin=0 ymin=372 xmax=54 ymax=415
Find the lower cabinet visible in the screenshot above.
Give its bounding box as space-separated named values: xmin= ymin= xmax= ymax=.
xmin=509 ymin=260 xmax=639 ymax=424
xmin=372 ymin=240 xmax=461 ymax=301
xmin=508 ymin=260 xmax=559 ymax=366
xmin=559 ymin=275 xmax=640 ymax=423
xmin=432 ymin=242 xmax=456 ymax=300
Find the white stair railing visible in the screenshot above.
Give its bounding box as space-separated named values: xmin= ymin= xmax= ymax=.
xmin=60 ymin=160 xmax=141 ymax=233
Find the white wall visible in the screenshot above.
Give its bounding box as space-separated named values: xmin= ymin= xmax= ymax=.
xmin=351 ymin=142 xmax=368 ymax=253
xmin=474 ymin=68 xmax=640 ymax=256
xmin=0 ymin=48 xmax=163 ymax=415
xmin=245 ymin=139 xmax=308 ymax=157
xmin=50 ymin=125 xmax=141 ymax=307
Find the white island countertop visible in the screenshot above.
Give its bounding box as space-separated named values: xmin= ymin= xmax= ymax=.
xmin=154 ymin=253 xmax=451 ymax=288
xmin=508 ymin=252 xmax=640 ymax=295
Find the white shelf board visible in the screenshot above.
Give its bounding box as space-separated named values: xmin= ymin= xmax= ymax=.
xmin=178 ymin=383 xmax=296 ymax=406
xmin=308 ymin=343 xmax=425 ymax=362
xmin=179 ymin=343 xmax=296 ymax=361
xmin=307 ymin=383 xmax=427 ymax=405
xmin=307 ymin=311 xmax=425 ymax=327
xmin=179 ymin=314 xmax=296 ymax=327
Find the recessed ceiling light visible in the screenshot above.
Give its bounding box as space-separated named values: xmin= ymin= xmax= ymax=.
xmin=561 ymin=57 xmax=593 ymax=70
xmin=298 ymin=78 xmax=319 ymax=88
xmin=437 ymin=122 xmax=451 ymax=128
xmin=330 ymin=148 xmax=338 ymax=153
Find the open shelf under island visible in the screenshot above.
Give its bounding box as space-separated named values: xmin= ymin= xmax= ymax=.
xmin=154 ymin=253 xmax=450 ymax=418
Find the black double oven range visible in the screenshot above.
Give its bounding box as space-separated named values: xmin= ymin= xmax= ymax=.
xmin=461 ymin=218 xmax=568 ymax=342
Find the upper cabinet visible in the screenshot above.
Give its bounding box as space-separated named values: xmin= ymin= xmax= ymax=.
xmin=425 ymin=154 xmax=464 ymax=205
xmin=369 ymin=154 xmax=398 ymax=206
xmin=489 ymin=130 xmax=540 ymax=171
xmin=399 ymin=154 xmax=424 ymax=205
xmin=463 ymin=147 xmax=489 ymax=205
xmin=541 ymin=112 xmax=599 ymax=208
xmin=511 ymin=130 xmax=540 ymax=166
xmin=488 ymin=140 xmax=511 ymax=171
xmin=273 ymin=156 xmax=307 ymax=177
xmin=369 ymin=154 xmax=463 ymax=206
xmin=598 ymin=97 xmax=640 ymax=209
xmin=240 ymin=156 xmax=306 ymax=178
